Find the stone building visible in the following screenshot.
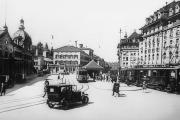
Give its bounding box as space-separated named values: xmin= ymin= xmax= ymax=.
xmin=117 ymin=1 xmax=180 ymax=92
xmin=117 ymin=31 xmax=142 ymax=82
xmin=52 ymin=45 xmax=91 ymax=73
xmin=0 ymin=19 xmax=34 ymax=86
xmin=138 ymin=1 xmax=180 ymax=91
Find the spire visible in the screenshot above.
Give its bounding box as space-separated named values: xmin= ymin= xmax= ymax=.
xmin=19 ymin=18 xmax=25 ymax=30
xmin=3 ymin=23 xmax=8 ymax=31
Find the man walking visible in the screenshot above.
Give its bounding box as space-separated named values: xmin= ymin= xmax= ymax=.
xmin=112 ymin=81 xmax=120 ymax=97
xmin=0 ymin=82 xmax=6 ymax=96
xmin=43 ymin=79 xmax=49 ymax=97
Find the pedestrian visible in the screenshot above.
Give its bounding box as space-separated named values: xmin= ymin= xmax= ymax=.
xmin=0 ymin=82 xmax=6 ymax=96
xmin=43 ymin=79 xmax=49 ymax=97
xmin=112 ymin=81 xmax=120 ymax=97
xmin=142 ymin=81 xmax=147 ymax=92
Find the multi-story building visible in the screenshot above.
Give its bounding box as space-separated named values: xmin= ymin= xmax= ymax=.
xmin=52 ymin=45 xmax=91 ymax=73
xmin=0 ymin=19 xmax=34 ymax=86
xmin=117 ymin=32 xmax=141 ymax=81
xmin=33 ymin=46 xmax=53 ymax=72
xmin=138 ymin=1 xmax=180 ymax=91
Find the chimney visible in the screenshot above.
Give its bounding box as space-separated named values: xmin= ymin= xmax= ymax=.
xmin=75 ymin=41 xmax=77 ymax=47
xmin=79 ymin=44 xmax=83 ymax=48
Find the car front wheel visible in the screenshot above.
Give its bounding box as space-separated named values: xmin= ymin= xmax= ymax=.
xmin=82 ymin=96 xmax=89 ymax=104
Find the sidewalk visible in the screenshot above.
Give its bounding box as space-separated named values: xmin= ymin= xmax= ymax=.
xmin=6 ymin=74 xmax=48 ymax=94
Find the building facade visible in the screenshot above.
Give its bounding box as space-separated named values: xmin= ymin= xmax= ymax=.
xmin=33 ymin=46 xmax=53 ymax=72
xmin=0 ymin=19 xmax=34 ymax=86
xmin=118 ymin=1 xmax=180 ymax=92
xmin=52 ymin=45 xmax=91 ymax=73
xmin=118 ymin=32 xmax=141 ymax=82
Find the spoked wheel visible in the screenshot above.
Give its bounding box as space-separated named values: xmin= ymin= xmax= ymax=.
xmin=47 ymin=100 xmax=54 ymax=108
xmin=82 ymin=96 xmax=89 ymax=104
xmin=62 ymin=100 xmax=69 ymax=110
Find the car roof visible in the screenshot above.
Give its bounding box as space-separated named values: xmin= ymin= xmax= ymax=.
xmin=48 ymin=84 xmax=76 ymax=87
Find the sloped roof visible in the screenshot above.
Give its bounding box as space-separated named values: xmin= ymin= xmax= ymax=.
xmin=54 ymin=45 xmax=82 ymax=52
xmin=0 ymin=30 xmax=4 ymax=35
xmin=82 ymin=60 xmax=103 ymax=70
xmin=128 ymin=31 xmax=141 ymax=39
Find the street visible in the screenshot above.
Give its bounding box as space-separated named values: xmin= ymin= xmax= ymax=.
xmin=0 ymin=74 xmax=180 ymax=120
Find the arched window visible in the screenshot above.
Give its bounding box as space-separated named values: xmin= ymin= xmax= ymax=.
xmin=169 ymin=51 xmax=173 ymax=59
xmin=158 ymin=12 xmax=161 ymax=19
xmin=175 ymin=4 xmax=179 ymax=13
xmin=169 ymin=8 xmax=174 ymax=16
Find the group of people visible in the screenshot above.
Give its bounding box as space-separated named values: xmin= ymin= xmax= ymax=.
xmin=0 ymin=82 xmax=6 ymax=96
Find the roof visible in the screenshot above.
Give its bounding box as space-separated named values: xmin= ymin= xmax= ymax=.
xmin=128 ymin=31 xmax=141 ymax=40
xmin=82 ymin=60 xmax=103 ymax=70
xmin=54 ymin=45 xmax=83 ymax=52
xmin=0 ymin=30 xmax=4 ymax=35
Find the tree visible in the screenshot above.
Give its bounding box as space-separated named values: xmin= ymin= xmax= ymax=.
xmin=37 ymin=42 xmax=43 ymax=56
xmin=45 ymin=43 xmax=49 ymax=50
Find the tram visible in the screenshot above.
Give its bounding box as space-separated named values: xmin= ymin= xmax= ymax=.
xmin=77 ymin=68 xmax=88 ymax=83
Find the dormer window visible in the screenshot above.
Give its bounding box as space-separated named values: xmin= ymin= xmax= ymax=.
xmin=175 ymin=4 xmax=179 ymax=13
xmin=169 ymin=8 xmax=174 ymax=16
xmin=158 ymin=12 xmax=161 ymax=19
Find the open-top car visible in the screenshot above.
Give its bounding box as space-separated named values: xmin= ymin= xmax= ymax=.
xmin=46 ymin=84 xmax=89 ymax=109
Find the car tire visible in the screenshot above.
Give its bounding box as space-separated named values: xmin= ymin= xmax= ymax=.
xmin=82 ymin=96 xmax=89 ymax=104
xmin=48 ymin=102 xmax=54 ymax=108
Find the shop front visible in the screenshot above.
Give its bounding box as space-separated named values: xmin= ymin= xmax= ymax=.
xmin=120 ymin=66 xmax=180 ymax=93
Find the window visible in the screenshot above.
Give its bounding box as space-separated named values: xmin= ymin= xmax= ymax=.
xmin=152 ymin=54 xmax=154 ymax=60
xmin=176 ymin=28 xmax=180 ymax=36
xmin=175 ymin=5 xmax=180 ymax=13
xmin=158 ymin=12 xmax=161 ymax=19
xmin=126 ymin=57 xmax=128 ymax=61
xmin=170 ymin=29 xmax=173 ymax=37
xmin=176 ymin=38 xmax=179 ymax=43
xmin=169 ymin=8 xmax=174 ymax=16
xmin=157 ymin=53 xmax=159 ymax=60
xmin=170 ymin=40 xmax=173 ymax=44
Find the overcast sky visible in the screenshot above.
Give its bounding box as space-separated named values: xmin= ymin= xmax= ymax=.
xmin=0 ymin=0 xmax=174 ymax=62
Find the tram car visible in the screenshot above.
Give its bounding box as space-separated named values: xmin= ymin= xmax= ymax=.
xmin=46 ymin=84 xmax=89 ymax=109
xmin=77 ymin=68 xmax=88 ymax=83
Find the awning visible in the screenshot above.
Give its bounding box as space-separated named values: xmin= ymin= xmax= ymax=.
xmin=121 ymin=66 xmax=180 ymax=71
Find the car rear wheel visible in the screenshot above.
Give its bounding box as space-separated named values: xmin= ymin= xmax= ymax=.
xmin=82 ymin=96 xmax=89 ymax=104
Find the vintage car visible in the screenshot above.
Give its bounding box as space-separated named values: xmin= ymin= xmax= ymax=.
xmin=46 ymin=84 xmax=89 ymax=109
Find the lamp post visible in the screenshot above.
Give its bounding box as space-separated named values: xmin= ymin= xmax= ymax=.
xmin=119 ymin=28 xmax=122 ymax=81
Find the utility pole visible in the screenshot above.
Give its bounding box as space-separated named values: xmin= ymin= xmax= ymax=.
xmin=119 ymin=28 xmax=122 ymax=80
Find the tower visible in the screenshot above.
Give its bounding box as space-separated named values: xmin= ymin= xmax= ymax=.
xmin=19 ymin=18 xmax=25 ymax=30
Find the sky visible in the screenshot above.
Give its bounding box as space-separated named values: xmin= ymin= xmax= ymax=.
xmin=0 ymin=0 xmax=174 ymax=62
